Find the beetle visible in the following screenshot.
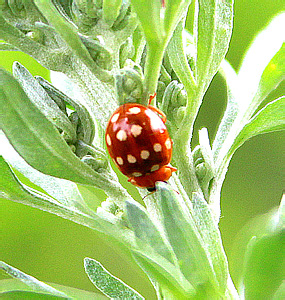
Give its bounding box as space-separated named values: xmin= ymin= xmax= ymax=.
xmin=105 ymin=97 xmax=176 ymax=191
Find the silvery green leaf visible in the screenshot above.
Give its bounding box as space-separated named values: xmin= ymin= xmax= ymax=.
xmin=126 ymin=199 xmax=175 ymax=263
xmin=0 ymin=68 xmax=130 ymax=203
xmin=132 ymin=248 xmax=194 ymax=298
xmin=156 ymin=182 xmax=226 ymax=295
xmin=229 ymin=97 xmax=285 ymax=159
xmin=0 ymin=132 xmax=92 ymax=215
xmin=194 ymin=0 xmax=233 ymax=94
xmin=84 ymin=257 xmax=144 ymax=299
xmin=13 ymin=62 xmax=77 ymax=143
xmin=0 ymin=262 xmax=68 ymax=298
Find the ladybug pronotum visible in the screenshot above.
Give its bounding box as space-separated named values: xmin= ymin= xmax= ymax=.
xmin=105 ymin=100 xmax=176 ymax=191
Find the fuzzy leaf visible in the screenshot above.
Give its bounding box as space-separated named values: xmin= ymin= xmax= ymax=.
xmin=13 ymin=62 xmax=77 ymax=143
xmin=0 ymin=133 xmax=92 ymax=214
xmin=156 ymin=182 xmax=227 ymax=294
xmin=194 ymin=0 xmax=233 ymax=93
xmin=132 ymin=248 xmax=194 ymax=298
xmin=191 ymin=193 xmax=229 ymax=292
xmin=130 ymin=0 xmax=163 ymax=44
xmin=0 ymin=262 xmax=68 ymax=298
xmin=0 ymin=68 xmax=119 ymax=191
xmin=0 ymin=155 xmax=136 ymax=246
xmin=84 ymin=257 xmax=144 ymax=299
xmin=34 ymin=0 xmax=112 ymax=82
xmin=230 ymin=97 xmax=285 ymax=157
xmin=103 ymin=0 xmax=123 ymax=26
xmin=126 ymin=200 xmax=174 ymax=263
xmin=212 ymin=60 xmax=239 ymax=161
xmin=0 ymin=279 xmax=107 ymax=299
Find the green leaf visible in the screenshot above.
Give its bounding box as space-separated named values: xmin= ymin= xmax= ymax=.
xmin=0 ymin=262 xmax=68 ymax=298
xmin=230 ymin=97 xmax=285 ymax=157
xmin=194 ymin=0 xmax=233 ymax=93
xmin=0 ymin=279 xmax=108 ymax=299
xmin=0 ymin=291 xmax=67 ymax=299
xmin=0 ymin=133 xmax=92 ymax=214
xmin=103 ymin=0 xmax=123 ymax=26
xmin=0 ymin=155 xmax=135 ymax=245
xmin=84 ymin=257 xmax=144 ymax=299
xmin=167 ymin=21 xmax=196 ymax=103
xmin=126 ymin=200 xmax=175 ymax=263
xmin=256 ymin=43 xmax=285 ymax=105
xmin=156 ymin=182 xmax=225 ymax=295
xmin=34 ymin=0 xmax=112 ymax=82
xmin=131 ymin=248 xmax=194 ymax=298
xmin=35 ymin=76 xmax=95 ymax=145
xmin=0 ymin=68 xmax=126 ymax=199
xmin=191 ymin=193 xmax=228 ymax=292
xmin=212 ymin=59 xmax=239 ymax=162
xmin=237 ymin=13 xmax=285 ymax=113
xmin=130 ymin=0 xmax=163 ymax=44
xmin=242 ymin=205 xmax=284 ymax=299
xmin=13 ymin=62 xmax=77 ymax=144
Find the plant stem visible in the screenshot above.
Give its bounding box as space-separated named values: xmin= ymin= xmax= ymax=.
xmin=143 ymin=43 xmax=166 ymax=105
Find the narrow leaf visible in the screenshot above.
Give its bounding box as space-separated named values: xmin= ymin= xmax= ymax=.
xmin=213 ymin=60 xmax=240 ymax=162
xmin=103 ymin=0 xmax=122 ymax=26
xmin=237 ymin=13 xmax=285 ymax=111
xmin=0 ymin=156 xmax=135 ymax=246
xmin=194 ymin=0 xmax=233 ymax=93
xmin=13 ymin=62 xmax=77 ymax=143
xmin=132 ymin=248 xmax=194 ymax=298
xmin=84 ymin=257 xmax=144 ymax=300
xmin=34 ymin=0 xmax=112 ymax=82
xmin=0 ymin=133 xmax=92 ymax=214
xmin=255 ymin=43 xmax=285 ymax=105
xmin=156 ymin=182 xmax=226 ymax=293
xmin=0 ymin=68 xmax=120 ymax=193
xmin=191 ymin=192 xmax=229 ymax=292
xmin=0 ymin=279 xmax=107 ymax=300
xmin=0 ymin=262 xmax=68 ymax=298
xmin=130 ymin=0 xmax=163 ymax=44
xmin=167 ymin=20 xmax=196 ymax=99
xmin=231 ymin=97 xmax=285 ymax=157
xmin=126 ymin=200 xmax=174 ymax=263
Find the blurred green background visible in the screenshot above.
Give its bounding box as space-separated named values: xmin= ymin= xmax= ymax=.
xmin=1 ymin=1 xmax=284 ymax=298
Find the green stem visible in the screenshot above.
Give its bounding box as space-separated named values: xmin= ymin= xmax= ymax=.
xmin=143 ymin=43 xmax=166 ymax=105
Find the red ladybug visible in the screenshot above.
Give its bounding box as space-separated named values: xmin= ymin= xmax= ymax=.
xmin=105 ymin=98 xmax=176 ymax=191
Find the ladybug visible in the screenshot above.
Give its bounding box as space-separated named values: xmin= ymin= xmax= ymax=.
xmin=105 ymin=97 xmax=176 ymax=191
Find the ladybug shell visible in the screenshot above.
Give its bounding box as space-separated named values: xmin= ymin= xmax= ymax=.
xmin=105 ymin=103 xmax=173 ymax=187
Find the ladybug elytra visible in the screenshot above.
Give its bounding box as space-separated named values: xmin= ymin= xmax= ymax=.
xmin=105 ymin=100 xmax=176 ymax=191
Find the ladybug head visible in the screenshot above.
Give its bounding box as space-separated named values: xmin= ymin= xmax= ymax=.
xmin=128 ymin=165 xmax=177 ymax=190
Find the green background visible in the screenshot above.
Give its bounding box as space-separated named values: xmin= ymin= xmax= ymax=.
xmin=1 ymin=1 xmax=284 ymax=298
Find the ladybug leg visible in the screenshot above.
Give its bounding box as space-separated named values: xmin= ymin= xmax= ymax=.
xmin=147 ymin=105 xmax=167 ymax=124
xmin=148 ymin=93 xmax=157 ymax=105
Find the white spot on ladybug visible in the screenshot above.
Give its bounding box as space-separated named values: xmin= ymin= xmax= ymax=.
xmin=116 ymin=157 xmax=124 ymax=165
xmin=165 ymin=138 xmax=172 ymax=149
xmin=131 ymin=125 xmax=143 ymax=137
xmin=153 ymin=143 xmax=162 ymax=152
xmin=106 ymin=134 xmax=112 ymax=146
xmin=128 ymin=107 xmax=141 ymax=114
xmin=132 ymin=172 xmax=142 ymax=177
xmin=151 ymin=164 xmax=160 ymax=172
xmin=116 ymin=130 xmax=127 ymax=141
xmin=127 ymin=154 xmax=137 ymax=163
xmin=111 ymin=113 xmax=120 ymax=123
xmin=140 ymin=150 xmax=150 ymax=159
